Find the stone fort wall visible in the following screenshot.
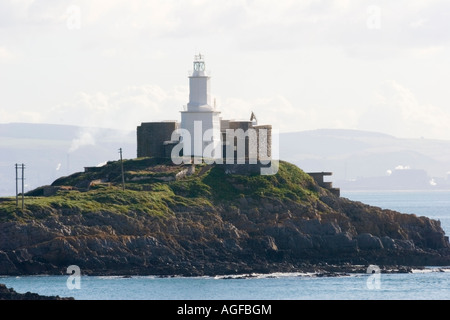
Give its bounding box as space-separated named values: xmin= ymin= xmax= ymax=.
xmin=137 ymin=119 xmax=272 ymax=163
xmin=137 ymin=121 xmax=179 ymax=158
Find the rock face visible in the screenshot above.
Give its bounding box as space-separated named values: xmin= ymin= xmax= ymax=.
xmin=0 ymin=159 xmax=449 ymax=276
xmin=0 ymin=284 xmax=74 ymax=300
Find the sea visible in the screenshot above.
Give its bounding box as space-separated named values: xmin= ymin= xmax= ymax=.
xmin=0 ymin=190 xmax=449 ymax=300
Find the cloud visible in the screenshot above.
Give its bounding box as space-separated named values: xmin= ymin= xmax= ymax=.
xmin=43 ymin=83 xmax=361 ymax=134
xmin=218 ymin=94 xmax=360 ymax=133
xmin=1 ymin=1 xmax=449 ymax=69
xmin=359 ymin=80 xmax=450 ymax=139
xmin=0 ymin=0 xmax=68 ymax=27
xmin=68 ymin=129 xmax=96 ymax=153
xmin=1 ymin=0 xmax=450 ymax=142
xmin=4 ymin=1 xmax=448 ymax=49
xmin=227 ymin=0 xmax=450 ymax=58
xmin=0 ymin=0 xmax=33 ymax=27
xmin=0 ymin=46 xmax=16 ymax=62
xmin=44 ymin=84 xmax=187 ymax=130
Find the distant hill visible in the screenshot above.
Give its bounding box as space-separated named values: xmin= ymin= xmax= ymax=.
xmin=279 ymin=129 xmax=450 ymax=190
xmin=0 ymin=123 xmax=135 ymax=196
xmin=1 ymin=123 xmax=450 ymax=196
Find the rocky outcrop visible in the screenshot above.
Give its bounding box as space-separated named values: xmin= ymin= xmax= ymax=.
xmin=0 ymin=196 xmax=448 ymax=276
xmin=0 ymin=160 xmax=449 ymax=276
xmin=0 ymin=284 xmax=74 ymax=300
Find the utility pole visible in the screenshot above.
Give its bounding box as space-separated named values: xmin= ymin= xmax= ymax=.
xmin=21 ymin=164 xmax=24 ymax=210
xmin=15 ymin=164 xmax=18 ymax=207
xmin=15 ymin=163 xmax=25 ymax=209
xmin=119 ymin=148 xmax=125 ymax=191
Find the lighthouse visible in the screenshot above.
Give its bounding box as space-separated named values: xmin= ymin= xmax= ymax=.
xmin=137 ymin=53 xmax=274 ymax=175
xmin=181 ymin=54 xmax=222 ymax=160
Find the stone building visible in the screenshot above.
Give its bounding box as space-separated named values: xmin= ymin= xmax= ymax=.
xmin=221 ymin=119 xmax=272 ymax=164
xmin=137 ymin=121 xmax=179 ymax=158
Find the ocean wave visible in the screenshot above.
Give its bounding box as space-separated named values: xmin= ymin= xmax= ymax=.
xmin=212 ymin=272 xmax=350 ymax=280
xmin=411 ymin=266 xmax=450 ymax=273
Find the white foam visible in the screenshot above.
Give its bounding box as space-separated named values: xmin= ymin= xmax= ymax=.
xmin=411 ymin=267 xmax=450 ymax=273
xmin=213 ymin=272 xmax=335 ymax=280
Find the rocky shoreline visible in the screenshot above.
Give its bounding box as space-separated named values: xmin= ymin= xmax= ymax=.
xmin=60 ymin=262 xmax=445 ymax=278
xmin=0 ymin=160 xmax=449 ymax=278
xmin=0 ymin=283 xmax=73 ymax=300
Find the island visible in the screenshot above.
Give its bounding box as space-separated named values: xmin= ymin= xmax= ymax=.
xmin=0 ymin=158 xmax=449 ymax=277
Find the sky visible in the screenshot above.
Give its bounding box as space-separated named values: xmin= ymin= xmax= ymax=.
xmin=1 ymin=0 xmax=450 ymax=139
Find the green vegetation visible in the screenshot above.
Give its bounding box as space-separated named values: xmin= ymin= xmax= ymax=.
xmin=0 ymin=187 xmax=173 ymax=222
xmin=0 ymin=158 xmax=320 ymax=222
xmin=200 ymin=161 xmax=318 ymax=202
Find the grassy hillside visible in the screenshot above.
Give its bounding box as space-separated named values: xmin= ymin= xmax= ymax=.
xmin=1 ymin=158 xmax=318 ymax=222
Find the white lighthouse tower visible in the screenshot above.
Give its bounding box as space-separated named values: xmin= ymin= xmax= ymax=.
xmin=181 ymin=54 xmax=221 ymax=160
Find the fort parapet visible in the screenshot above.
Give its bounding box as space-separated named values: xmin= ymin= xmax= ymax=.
xmin=308 ymin=172 xmax=340 ymax=197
